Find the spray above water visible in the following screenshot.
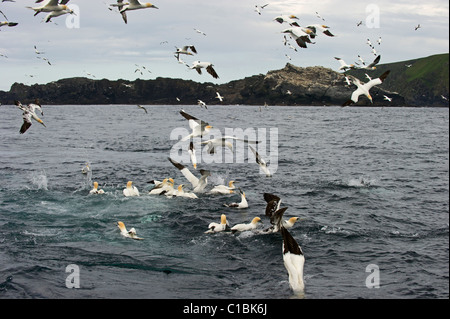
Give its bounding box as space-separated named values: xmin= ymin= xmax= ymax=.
xmin=30 ymin=170 xmax=48 ymax=190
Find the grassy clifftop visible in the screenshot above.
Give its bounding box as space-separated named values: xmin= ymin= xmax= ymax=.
xmin=349 ymin=53 xmax=449 ymax=106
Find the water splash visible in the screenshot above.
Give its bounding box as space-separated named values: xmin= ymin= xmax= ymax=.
xmin=30 ymin=170 xmax=48 ymax=190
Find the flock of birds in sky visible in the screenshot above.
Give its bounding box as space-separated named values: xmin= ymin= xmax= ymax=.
xmin=0 ymin=0 xmax=432 ymax=296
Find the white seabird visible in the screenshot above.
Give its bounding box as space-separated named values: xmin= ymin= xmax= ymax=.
xmin=197 ymin=100 xmax=207 ymax=109
xmin=231 ymin=217 xmax=262 ymax=233
xmin=273 ymin=15 xmax=300 ymax=27
xmin=137 ymin=104 xmax=148 ymax=113
xmin=168 ymin=157 xmax=210 ymax=193
xmin=43 ymin=7 xmax=74 ymax=23
xmin=281 ymin=226 xmax=305 ymax=293
xmin=123 ymin=181 xmax=140 ymax=197
xmin=342 ymin=70 xmax=391 ymax=106
xmin=90 ymin=182 xmax=105 ymax=194
xmin=175 ymin=45 xmax=197 ymax=57
xmin=215 ymin=92 xmax=224 ymax=102
xmin=305 ymin=24 xmax=335 ymax=37
xmin=14 ymin=100 xmax=46 ymax=134
xmin=148 ymin=178 xmax=174 ymax=195
xmin=0 ymin=20 xmax=18 ymax=28
xmin=81 ymin=162 xmax=90 ymax=174
xmin=384 ymin=95 xmax=392 ymax=102
xmin=357 ymin=55 xmax=381 ymax=70
xmin=282 ymin=28 xmax=314 ymax=49
xmin=210 ymin=181 xmax=236 ymax=195
xmin=254 ymin=4 xmax=269 ymax=15
xmin=188 ymin=142 xmax=197 ymax=169
xmin=172 ymin=184 xmax=198 ymax=199
xmin=224 ymin=189 xmax=248 ymax=209
xmin=249 ymin=145 xmax=271 ymax=177
xmin=205 ymin=214 xmax=230 ymax=234
xmin=179 ymin=110 xmax=213 ymax=141
xmin=200 ymin=136 xmax=260 ymax=154
xmin=119 ymin=0 xmax=158 ymax=12
xmin=335 ymin=57 xmax=356 ymax=72
xmin=117 ymin=221 xmax=144 ymax=240
xmin=28 ymin=0 xmax=71 ymax=16
xmin=190 ymin=61 xmax=219 ymax=79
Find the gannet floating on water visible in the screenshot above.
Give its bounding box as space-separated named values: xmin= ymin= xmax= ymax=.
xmin=28 ymin=0 xmax=71 ymax=16
xmin=14 ymin=100 xmax=46 ymax=134
xmin=249 ymin=145 xmax=271 ymax=177
xmin=179 ymin=110 xmax=213 ymax=141
xmin=123 ymin=181 xmax=140 ymax=197
xmin=148 ymin=178 xmax=174 ymax=195
xmin=168 ymin=157 xmax=210 ymax=193
xmin=210 ymin=181 xmax=236 ymax=195
xmin=231 ymin=217 xmax=262 ymax=233
xmin=342 ymin=70 xmax=391 ymax=106
xmin=205 ymin=214 xmax=230 ymax=234
xmin=190 ymin=61 xmax=219 ymax=79
xmin=117 ymin=221 xmax=144 ymax=240
xmin=89 ymin=182 xmax=105 ymax=194
xmin=172 ymin=184 xmax=198 ymax=199
xmin=224 ymin=189 xmax=248 ymax=209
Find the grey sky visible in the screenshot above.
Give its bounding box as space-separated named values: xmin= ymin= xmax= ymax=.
xmin=0 ymin=0 xmax=448 ymax=92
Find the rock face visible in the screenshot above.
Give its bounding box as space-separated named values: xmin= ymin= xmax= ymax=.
xmin=0 ymin=63 xmax=405 ymax=106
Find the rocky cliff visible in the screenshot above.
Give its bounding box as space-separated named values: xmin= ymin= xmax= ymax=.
xmin=0 ymin=63 xmax=412 ymax=107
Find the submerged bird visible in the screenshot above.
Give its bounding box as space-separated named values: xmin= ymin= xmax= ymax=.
xmin=249 ymin=145 xmax=271 ymax=177
xmin=281 ymin=226 xmax=305 ymax=293
xmin=224 ymin=189 xmax=248 ymax=209
xmin=210 ymin=181 xmax=236 ymax=195
xmin=205 ymin=214 xmax=230 ymax=234
xmin=117 ymin=221 xmax=144 ymax=240
xmin=342 ymin=70 xmax=391 ymax=106
xmin=231 ymin=217 xmax=262 ymax=233
xmin=123 ymin=181 xmax=140 ymax=197
xmin=14 ymin=100 xmax=46 ymax=134
xmin=179 ymin=110 xmax=213 ymax=141
xmin=190 ymin=61 xmax=219 ymax=79
xmin=168 ymin=157 xmax=210 ymax=193
xmin=89 ymin=182 xmax=105 ymax=194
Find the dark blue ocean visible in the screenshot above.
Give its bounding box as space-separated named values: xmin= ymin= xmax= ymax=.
xmin=0 ymin=104 xmax=448 ymax=300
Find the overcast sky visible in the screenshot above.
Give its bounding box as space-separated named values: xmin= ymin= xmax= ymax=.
xmin=0 ymin=0 xmax=448 ymax=92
